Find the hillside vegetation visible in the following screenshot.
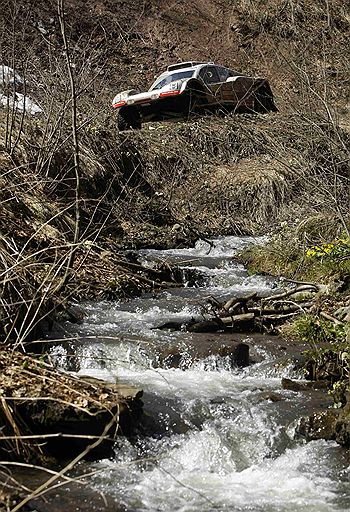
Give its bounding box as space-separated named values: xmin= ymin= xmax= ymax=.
xmin=0 ymin=0 xmax=349 ymax=343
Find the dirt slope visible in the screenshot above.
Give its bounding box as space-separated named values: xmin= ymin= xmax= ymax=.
xmin=1 ymin=0 xmax=349 ymax=113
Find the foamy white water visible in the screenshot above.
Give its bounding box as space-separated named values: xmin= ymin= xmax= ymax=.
xmin=52 ymin=237 xmax=350 ymax=511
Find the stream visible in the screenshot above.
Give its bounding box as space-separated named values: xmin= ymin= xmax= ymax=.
xmin=53 ymin=236 xmax=350 ymax=512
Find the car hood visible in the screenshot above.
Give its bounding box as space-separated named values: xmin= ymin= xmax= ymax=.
xmin=113 ymin=79 xmax=190 ymax=107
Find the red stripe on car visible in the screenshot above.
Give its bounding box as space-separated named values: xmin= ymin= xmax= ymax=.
xmin=159 ymin=90 xmax=181 ymax=97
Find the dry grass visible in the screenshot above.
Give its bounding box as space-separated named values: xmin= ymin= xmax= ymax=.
xmin=0 ymin=347 xmax=124 ymax=462
xmin=208 ymin=158 xmax=289 ymax=224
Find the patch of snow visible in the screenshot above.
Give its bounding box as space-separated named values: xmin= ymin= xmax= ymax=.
xmin=0 ymin=92 xmax=42 ymax=115
xmin=0 ymin=65 xmax=42 ymax=115
xmin=0 ymin=65 xmax=24 ymax=87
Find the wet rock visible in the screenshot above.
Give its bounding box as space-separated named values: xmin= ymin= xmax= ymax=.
xmin=181 ymin=267 xmax=208 ymax=287
xmin=218 ymin=342 xmax=249 ymax=366
xmin=155 ymin=316 xmax=210 ymax=331
xmin=56 ymin=305 xmax=86 ymax=324
xmin=188 ymin=320 xmax=221 ymax=333
xmin=10 ymin=467 xmax=126 ymax=512
xmin=278 ymin=354 xmax=308 ymax=373
xmin=16 ymin=383 xmax=143 ymax=461
xmin=66 ymin=305 xmax=86 ymax=324
xmin=136 ymin=392 xmax=192 ymax=437
xmin=157 ymin=339 xmax=249 ymax=369
xmin=335 ymin=394 xmax=350 ymax=448
xmin=258 ymin=391 xmax=284 ymax=402
xmin=155 ymin=319 xmax=193 ymax=331
xmin=281 ymin=378 xmax=329 ymax=392
xmin=158 ymin=346 xmax=183 ymax=367
xmin=0 ymin=349 xmax=144 ymax=463
xmin=297 ymin=410 xmax=339 ymax=441
xmin=335 ymin=419 xmax=350 ymax=448
xmin=28 ymin=487 xmax=126 ymax=512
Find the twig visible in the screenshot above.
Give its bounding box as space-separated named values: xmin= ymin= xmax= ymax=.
xmin=319 ymin=311 xmax=344 ymax=326
xmin=261 ymin=284 xmax=318 ymax=303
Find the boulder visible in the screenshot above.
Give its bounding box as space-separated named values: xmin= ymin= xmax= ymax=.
xmin=297 ymin=410 xmax=339 ymax=441
xmin=157 ymin=338 xmax=249 ymax=369
xmin=281 ymin=378 xmax=329 ymax=392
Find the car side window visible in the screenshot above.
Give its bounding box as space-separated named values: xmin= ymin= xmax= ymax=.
xmin=217 ymin=67 xmax=230 ymax=82
xmin=199 ymin=66 xmax=220 ymax=85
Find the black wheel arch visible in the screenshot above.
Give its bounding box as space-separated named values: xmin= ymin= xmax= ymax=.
xmin=254 ymin=80 xmax=278 ymax=113
xmin=184 ymin=78 xmax=207 ymax=97
xmin=117 ymin=105 xmax=142 ymax=131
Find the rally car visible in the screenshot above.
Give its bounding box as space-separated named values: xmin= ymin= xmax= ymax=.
xmin=112 ymin=61 xmax=277 ymax=131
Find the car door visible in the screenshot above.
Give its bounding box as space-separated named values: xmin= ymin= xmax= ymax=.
xmin=219 ymin=68 xmax=258 ymax=110
xmin=198 ymin=66 xmax=222 ymax=105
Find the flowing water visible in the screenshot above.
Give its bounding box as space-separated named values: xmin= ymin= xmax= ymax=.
xmin=52 ymin=236 xmax=350 ymax=512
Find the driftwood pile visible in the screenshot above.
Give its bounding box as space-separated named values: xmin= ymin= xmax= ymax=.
xmin=157 ymin=282 xmax=332 ymax=334
xmin=203 ymin=284 xmax=321 ymax=332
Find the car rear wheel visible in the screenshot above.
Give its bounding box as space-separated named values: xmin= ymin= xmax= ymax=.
xmin=117 ymin=107 xmax=142 ymax=131
xmin=253 ymin=86 xmax=278 ymax=113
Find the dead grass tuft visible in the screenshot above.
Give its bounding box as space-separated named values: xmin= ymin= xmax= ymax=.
xmin=0 ymin=347 xmax=126 ymax=463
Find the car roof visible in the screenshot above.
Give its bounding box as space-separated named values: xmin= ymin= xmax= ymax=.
xmin=167 ymin=61 xmax=214 ymax=72
xmin=150 ymin=62 xmax=243 ymax=90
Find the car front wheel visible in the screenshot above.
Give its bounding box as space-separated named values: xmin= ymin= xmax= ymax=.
xmin=117 ymin=106 xmax=142 ymax=131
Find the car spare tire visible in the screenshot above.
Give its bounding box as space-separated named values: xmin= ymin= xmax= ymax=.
xmin=117 ymin=106 xmax=142 ymax=131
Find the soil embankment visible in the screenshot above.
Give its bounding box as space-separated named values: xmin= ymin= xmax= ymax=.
xmin=1 ymin=0 xmax=349 ymax=342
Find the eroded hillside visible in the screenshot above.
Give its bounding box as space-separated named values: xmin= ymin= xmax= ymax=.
xmin=1 ymin=0 xmax=349 ymax=111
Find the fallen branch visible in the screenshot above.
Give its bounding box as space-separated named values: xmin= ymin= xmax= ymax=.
xmin=249 ymin=302 xmax=313 ymax=316
xmin=223 ymin=292 xmax=257 ymax=311
xmin=261 ymin=284 xmax=319 ymax=303
xmin=258 ymin=312 xmax=300 ymax=321
xmin=282 ymin=278 xmax=325 ymax=287
xmin=220 ymin=312 xmax=255 ymax=325
xmin=319 ymin=311 xmax=344 ymax=326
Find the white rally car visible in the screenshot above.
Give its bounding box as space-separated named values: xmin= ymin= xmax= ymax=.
xmin=112 ymin=61 xmax=277 ymax=131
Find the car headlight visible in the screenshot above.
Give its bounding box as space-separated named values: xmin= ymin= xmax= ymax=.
xmin=112 ymin=91 xmax=129 ymax=103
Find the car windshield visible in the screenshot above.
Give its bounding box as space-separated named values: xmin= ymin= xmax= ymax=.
xmin=150 ymin=70 xmax=195 ymax=91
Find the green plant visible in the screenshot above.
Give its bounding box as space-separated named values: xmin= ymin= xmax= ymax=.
xmin=330 ymin=377 xmax=349 ymax=407
xmin=293 ymin=314 xmax=347 ymax=346
xmin=294 ymin=315 xmax=350 ymax=392
xmin=306 ymin=238 xmax=350 ymax=260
